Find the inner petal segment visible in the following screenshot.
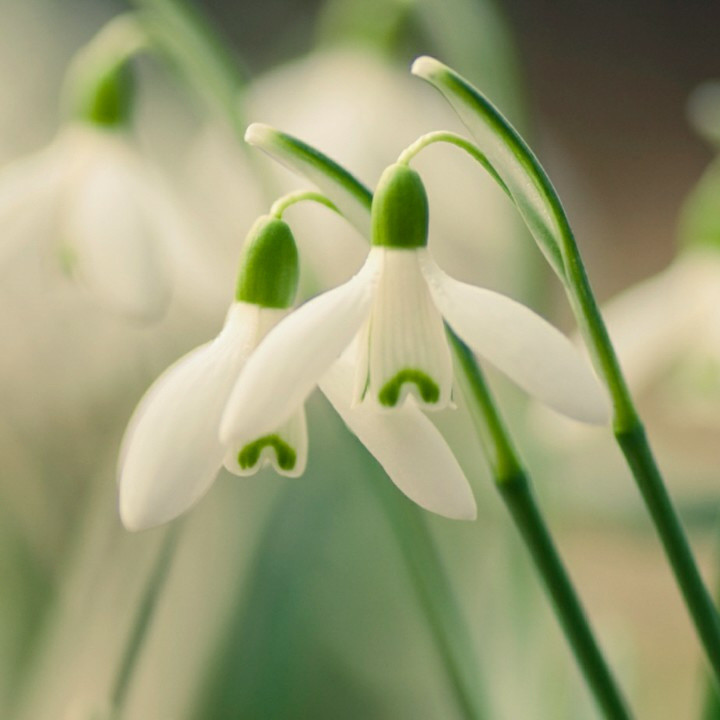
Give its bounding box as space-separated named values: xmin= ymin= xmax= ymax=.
xmin=363 ymin=248 xmax=453 ymax=410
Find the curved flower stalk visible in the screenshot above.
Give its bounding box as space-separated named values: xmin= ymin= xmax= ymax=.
xmin=0 ymin=15 xmax=194 ymax=321
xmin=118 ymin=215 xmax=307 ymax=530
xmin=409 ymin=56 xmax=720 ymax=687
xmin=221 ymin=163 xmax=609 ymax=502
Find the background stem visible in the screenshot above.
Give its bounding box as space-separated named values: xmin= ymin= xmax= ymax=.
xmin=110 ymin=525 xmax=180 ymax=715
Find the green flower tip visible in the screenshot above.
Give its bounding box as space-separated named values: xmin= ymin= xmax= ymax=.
xmin=371 ymin=163 xmax=429 ymax=248
xmin=235 ymin=215 xmax=299 ymax=308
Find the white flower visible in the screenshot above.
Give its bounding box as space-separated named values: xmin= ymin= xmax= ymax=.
xmin=601 ymin=249 xmax=720 ymax=427
xmin=220 ymin=164 xmax=609 ymax=519
xmin=118 ymin=300 xmax=308 ymax=531
xmin=0 ymin=124 xmax=178 ymax=320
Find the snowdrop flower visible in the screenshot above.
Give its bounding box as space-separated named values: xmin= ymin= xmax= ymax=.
xmin=118 ymin=215 xmax=307 ymax=530
xmin=600 ymin=248 xmax=720 ymax=427
xmin=0 ymin=123 xmax=180 ymax=320
xmin=221 ymin=164 xmax=610 ymax=496
xmin=0 ymin=16 xmax=190 ymax=320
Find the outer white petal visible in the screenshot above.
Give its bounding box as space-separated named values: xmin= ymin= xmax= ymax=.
xmin=118 ymin=302 xmax=262 ymax=530
xmin=223 ymin=406 xmax=308 ymax=478
xmin=64 ymin=134 xmax=171 ymax=321
xmin=319 ymin=355 xmax=476 ymax=520
xmin=421 ymin=256 xmax=610 ymax=424
xmin=220 ymin=256 xmax=380 ymax=444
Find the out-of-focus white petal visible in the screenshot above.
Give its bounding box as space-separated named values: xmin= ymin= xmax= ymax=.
xmin=65 ymin=138 xmax=171 ymax=321
xmin=220 ymin=256 xmax=380 ymax=445
xmin=601 ymin=251 xmax=719 ymax=394
xmin=320 ymin=355 xmax=476 ymax=520
xmin=119 ymin=302 xmax=261 ymax=531
xmin=224 ymin=406 xmax=308 ymax=478
xmin=421 ymin=256 xmax=610 ymax=424
xmin=0 ymin=142 xmax=66 ymax=266
xmin=363 ymin=248 xmax=454 ymax=410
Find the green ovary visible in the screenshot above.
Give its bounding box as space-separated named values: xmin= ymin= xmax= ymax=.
xmin=238 ymin=434 xmax=296 ymax=471
xmin=378 ymin=369 xmax=440 ymax=407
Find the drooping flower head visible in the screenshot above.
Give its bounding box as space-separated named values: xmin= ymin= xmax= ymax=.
xmin=118 ymin=214 xmax=306 ymax=530
xmin=0 ymin=16 xmax=193 ymax=320
xmin=221 ymin=162 xmax=609 ymax=451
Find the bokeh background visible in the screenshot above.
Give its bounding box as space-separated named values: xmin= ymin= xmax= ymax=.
xmin=2 ymin=0 xmax=720 ymax=718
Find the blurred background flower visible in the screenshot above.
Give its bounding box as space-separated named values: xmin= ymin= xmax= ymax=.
xmin=2 ymin=0 xmax=720 ymax=719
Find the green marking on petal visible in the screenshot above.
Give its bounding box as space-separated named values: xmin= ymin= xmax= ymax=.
xmin=238 ymin=434 xmax=297 ymax=471
xmin=378 ymin=369 xmax=440 ymax=407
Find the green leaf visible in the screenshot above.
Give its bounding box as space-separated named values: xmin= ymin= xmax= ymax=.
xmin=411 ymin=56 xmax=567 ymax=281
xmin=245 ymin=123 xmax=373 ymax=239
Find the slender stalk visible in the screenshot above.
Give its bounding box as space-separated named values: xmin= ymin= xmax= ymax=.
xmin=373 ymin=479 xmax=487 ymax=720
xmin=450 ymin=331 xmax=633 ymax=720
xmin=269 ymin=190 xmax=338 ymax=219
xmin=110 ymin=525 xmax=180 ymax=715
xmin=129 ymin=0 xmax=248 ymax=135
xmin=559 ymin=221 xmax=720 ymax=685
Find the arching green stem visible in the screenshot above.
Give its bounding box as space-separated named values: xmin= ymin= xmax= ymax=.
xmin=413 ymin=57 xmax=720 ymax=687
xmin=269 ymin=191 xmax=339 ymax=219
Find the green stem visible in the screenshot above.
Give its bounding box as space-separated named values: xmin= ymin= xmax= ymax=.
xmin=615 ymin=426 xmax=720 ymax=684
xmin=269 ymin=190 xmax=338 ymax=219
xmin=129 ymin=0 xmax=248 ymax=136
xmin=451 ymin=331 xmax=633 ymax=720
xmin=372 ymin=479 xmax=487 ymax=720
xmin=397 ymin=131 xmax=510 ymax=195
xmin=559 ymin=221 xmax=720 ymax=686
xmin=110 ymin=525 xmax=180 ymax=714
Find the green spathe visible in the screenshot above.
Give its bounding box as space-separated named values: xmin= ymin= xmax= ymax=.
xmin=235 ymin=216 xmax=299 ymax=308
xmin=371 ymin=163 xmax=429 ymax=248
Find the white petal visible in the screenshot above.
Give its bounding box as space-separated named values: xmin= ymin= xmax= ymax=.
xmin=422 ymin=257 xmax=610 ymax=424
xmin=320 ymin=355 xmax=476 ymax=520
xmin=118 ymin=303 xmax=262 ymax=530
xmin=220 ymin=257 xmax=380 ymax=444
xmin=245 ymin=123 xmax=372 ymax=237
xmin=364 ymin=248 xmax=454 ymax=410
xmin=224 ymin=406 xmax=308 ymax=478
xmin=0 ymin=143 xmax=66 ymax=266
xmin=601 ymin=251 xmax=718 ymax=394
xmin=64 ymin=136 xmax=171 ymax=321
